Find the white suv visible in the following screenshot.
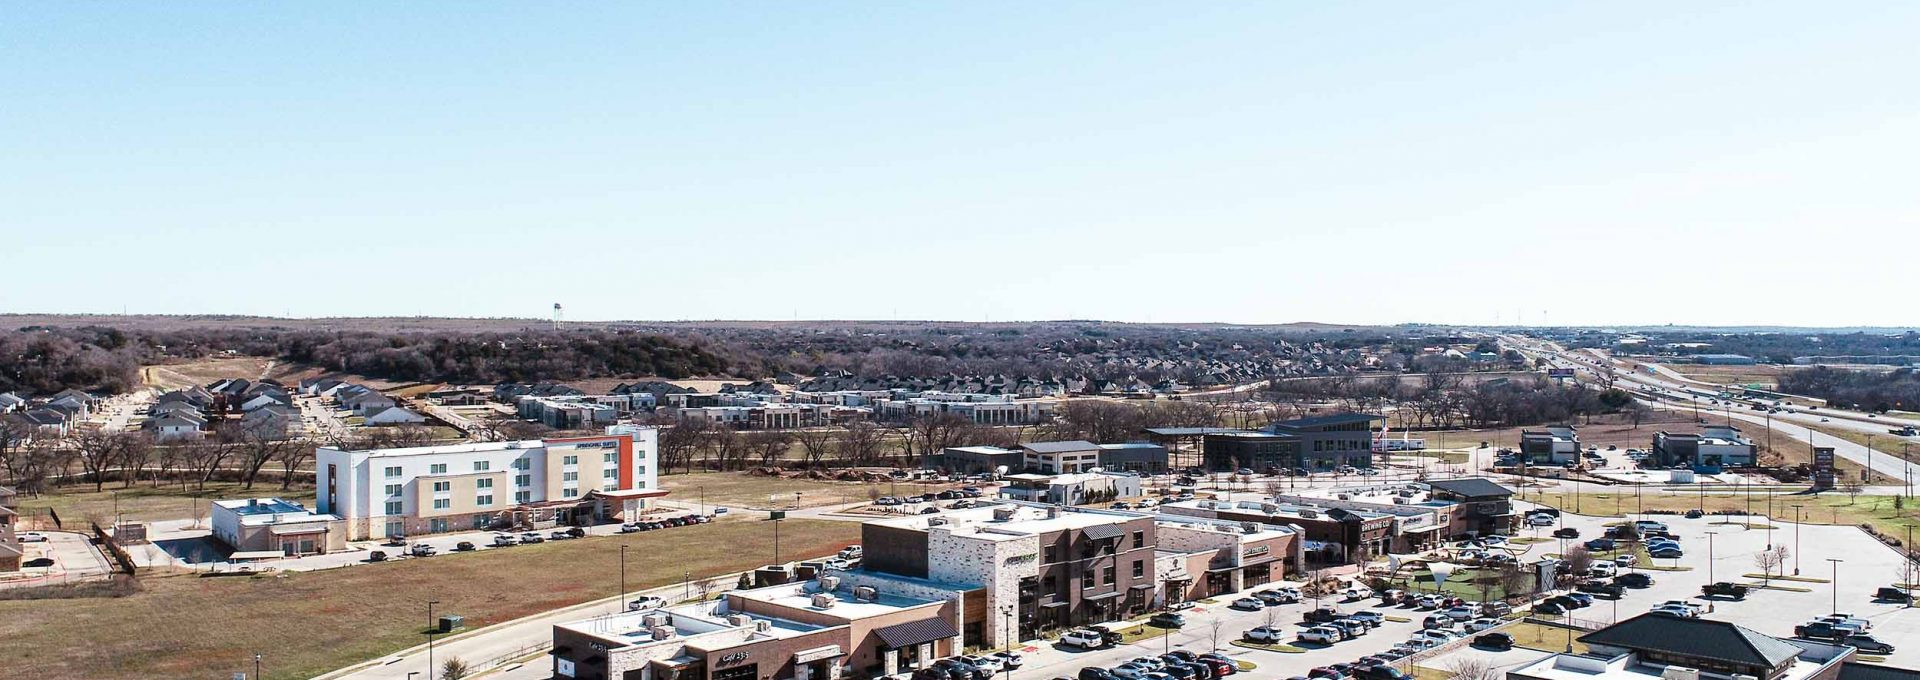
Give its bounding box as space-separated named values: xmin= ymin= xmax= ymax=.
xmin=1061 ymin=629 xmax=1106 ymax=649
xmin=1299 ymin=626 xmax=1344 ymax=644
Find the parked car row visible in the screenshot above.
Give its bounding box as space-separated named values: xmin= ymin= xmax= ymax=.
xmin=1067 ymin=649 xmax=1240 ymax=680
xmin=618 ymin=514 xmax=713 ymax=533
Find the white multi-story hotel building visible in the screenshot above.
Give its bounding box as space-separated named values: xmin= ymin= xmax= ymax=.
xmin=315 ymin=426 xmax=662 ymax=540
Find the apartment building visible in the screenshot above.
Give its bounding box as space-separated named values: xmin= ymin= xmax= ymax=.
xmin=315 ymin=428 xmax=662 ymax=540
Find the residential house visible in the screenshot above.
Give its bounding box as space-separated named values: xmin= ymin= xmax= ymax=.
xmin=363 ymin=406 xmax=427 ymax=426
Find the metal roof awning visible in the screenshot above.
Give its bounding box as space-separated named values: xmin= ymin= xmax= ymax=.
xmin=228 ymin=550 xmax=284 ymax=561
xmin=875 ymin=617 xmax=960 ymax=649
xmin=268 ymin=523 xmax=331 ymax=536
xmin=591 ymin=488 xmax=672 ymax=500
xmin=1205 ymin=564 xmax=1240 ymax=573
xmin=1081 ymin=524 xmax=1125 ymax=541
xmin=1237 ymin=555 xmax=1279 ymax=568
xmin=1084 ymin=591 xmax=1124 ymax=602
xmin=1129 ymin=584 xmax=1156 ymax=591
xmin=1402 ymin=525 xmax=1445 ymax=533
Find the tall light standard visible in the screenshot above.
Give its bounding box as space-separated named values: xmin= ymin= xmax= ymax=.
xmin=1868 ymin=434 xmax=1877 ymax=483
xmin=1827 ymin=558 xmax=1844 ymax=615
xmin=1790 ymin=505 xmax=1804 ymax=575
xmin=620 ymin=544 xmax=630 ymax=613
xmin=254 ymin=653 xmax=262 ymax=680
xmin=426 ymin=599 xmax=441 ymax=680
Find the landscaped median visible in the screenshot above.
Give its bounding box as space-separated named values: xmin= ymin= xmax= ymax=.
xmin=0 ymin=518 xmax=861 ymax=680
xmin=1230 ymin=639 xmax=1306 ymax=653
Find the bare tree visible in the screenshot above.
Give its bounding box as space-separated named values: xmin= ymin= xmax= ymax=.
xmin=114 ymin=432 xmax=155 ymax=488
xmin=72 ymin=429 xmax=142 ymax=492
xmin=658 ymin=420 xmax=707 ymax=474
xmin=841 ymin=421 xmax=886 ymax=467
xmin=795 ymin=428 xmax=836 ymax=469
xmin=1498 ymin=561 xmax=1532 ymax=602
xmin=747 ymin=430 xmax=795 ymax=468
xmin=1754 ymin=548 xmax=1783 ymax=585
xmin=1563 ymin=546 xmax=1596 ymax=582
xmin=274 ymin=437 xmax=315 ymax=490
xmin=1842 ymin=477 xmax=1865 ymax=504
xmin=1447 ymin=657 xmax=1500 ymax=680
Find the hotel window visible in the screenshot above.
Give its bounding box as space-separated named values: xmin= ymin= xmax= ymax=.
xmin=385 ymin=483 xmax=403 ymax=497
xmin=515 ymin=490 xmax=531 ymax=504
xmin=1131 ymin=530 xmax=1144 ymax=549
xmin=563 ymin=471 xmax=579 ymax=482
xmin=1082 ymin=571 xmax=1095 ymax=589
xmin=385 ymin=500 xmax=403 ymax=515
xmin=432 ymin=499 xmax=451 ymax=510
xmin=1102 ymin=565 xmax=1115 ymax=584
xmin=511 ymin=458 xmax=530 ymax=470
xmin=384 ymin=466 xmax=402 ymax=478
xmin=603 ymin=452 xmax=617 ymax=463
xmin=430 ymin=463 xmax=448 ymax=474
xmin=476 ymin=478 xmax=493 ymax=489
xmin=473 ymin=461 xmax=490 ymax=472
xmin=432 ymin=481 xmax=451 ymax=493
xmin=515 ymin=474 xmax=531 ymax=487
xmin=602 ymin=480 xmax=618 ymax=491
xmin=562 ymin=455 xmax=579 ymax=465
xmin=475 ymin=494 xmax=493 ymax=506
xmin=562 ymin=487 xmax=579 ymax=498
xmin=1043 ymin=546 xmax=1056 ymax=563
xmin=1132 ymin=560 xmax=1144 ymax=578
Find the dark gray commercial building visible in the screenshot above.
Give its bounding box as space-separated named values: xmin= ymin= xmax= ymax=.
xmin=1097 ymin=442 xmax=1169 ymax=474
xmin=1265 ymin=413 xmax=1385 ymax=470
xmin=936 ymin=445 xmax=1023 ymax=474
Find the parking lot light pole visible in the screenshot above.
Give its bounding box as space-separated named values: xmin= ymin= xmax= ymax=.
xmin=1828 ymin=558 xmax=1844 ymax=615
xmin=1791 ymin=505 xmax=1804 ymax=575
xmin=620 ymin=545 xmax=629 ymax=613
xmin=426 ymin=598 xmax=441 ymax=680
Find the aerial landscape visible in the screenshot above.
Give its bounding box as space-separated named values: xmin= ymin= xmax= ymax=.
xmin=4 ymin=4 xmax=1919 ymax=680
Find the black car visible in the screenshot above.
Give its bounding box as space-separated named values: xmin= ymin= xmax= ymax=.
xmin=1876 ymin=587 xmax=1913 ymax=602
xmin=1584 ymin=538 xmax=1617 ymax=551
xmin=1164 ymin=650 xmax=1199 ymax=663
xmin=567 ymin=526 xmax=587 ymax=538
xmin=1078 ymin=668 xmax=1116 ymax=680
xmin=1534 ymin=600 xmax=1566 ymax=615
xmin=1577 ymin=581 xmax=1625 ymax=598
xmin=1474 ymin=633 xmax=1514 ymax=650
xmin=452 ymin=541 xmax=477 ymax=552
xmin=1615 ymin=573 xmax=1654 ymax=588
xmin=1355 ymin=666 xmax=1411 ymax=680
xmin=367 ymin=550 xmax=388 ymax=562
xmin=1150 ymin=613 xmax=1188 ymax=629
xmin=1553 ymin=528 xmax=1580 ymax=539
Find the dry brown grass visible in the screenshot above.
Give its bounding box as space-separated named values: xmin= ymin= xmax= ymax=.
xmin=659 ymin=471 xmax=964 ymax=510
xmin=0 ymin=518 xmax=860 ymax=680
xmin=14 ymin=481 xmax=316 ymax=528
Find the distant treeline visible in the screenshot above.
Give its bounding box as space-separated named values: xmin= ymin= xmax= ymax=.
xmin=1779 ymin=366 xmax=1920 ymax=412
xmin=0 ymin=326 xmax=728 ymax=394
xmin=1608 ymin=331 xmax=1920 ymax=364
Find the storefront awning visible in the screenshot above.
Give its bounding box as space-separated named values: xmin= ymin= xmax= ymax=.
xmin=795 ymin=645 xmax=844 ymax=664
xmin=1237 ymin=555 xmax=1279 ymax=568
xmin=591 ymin=488 xmax=672 ymax=500
xmin=875 ymin=617 xmax=960 ymax=649
xmin=1402 ymin=525 xmax=1445 ymax=533
xmin=1084 ymin=591 xmax=1124 ymax=602
xmin=1129 ymin=584 xmax=1156 ymax=591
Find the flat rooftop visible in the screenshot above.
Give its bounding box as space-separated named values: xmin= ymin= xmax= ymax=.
xmin=1511 ymin=653 xmax=1833 ymax=680
xmin=731 ymin=579 xmax=945 ymax=621
xmin=867 ymin=501 xmax=1140 ymax=540
xmin=322 ymin=436 xmax=617 ymax=458
xmin=556 ymin=602 xmax=824 ymax=650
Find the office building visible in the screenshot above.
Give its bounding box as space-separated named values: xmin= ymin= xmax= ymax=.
xmin=1653 ymin=426 xmax=1757 ymax=468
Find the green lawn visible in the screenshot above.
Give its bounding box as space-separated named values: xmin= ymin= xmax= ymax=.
xmin=0 ymin=518 xmax=860 ymax=680
xmin=1392 ymin=568 xmax=1534 ymax=601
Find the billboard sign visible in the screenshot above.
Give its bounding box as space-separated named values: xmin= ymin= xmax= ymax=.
xmin=1547 ymin=368 xmax=1576 ymax=379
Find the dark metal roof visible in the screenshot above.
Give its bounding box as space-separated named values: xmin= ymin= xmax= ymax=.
xmin=1143 ymin=427 xmax=1257 ymax=437
xmin=874 ymin=616 xmax=959 ymax=649
xmin=1578 ymin=614 xmax=1803 ymax=668
xmin=1267 ymin=413 xmax=1385 ymax=430
xmin=1425 ymin=478 xmax=1514 ymax=499
xmin=1840 ymin=662 xmax=1920 ymax=680
xmin=1080 ymin=523 xmax=1126 ymax=542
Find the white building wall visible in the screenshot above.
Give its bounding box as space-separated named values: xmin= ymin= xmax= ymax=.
xmin=927 ymin=527 xmax=1039 ymax=648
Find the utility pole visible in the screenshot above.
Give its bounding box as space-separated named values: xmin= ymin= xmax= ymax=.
xmin=620 ymin=545 xmax=629 ymax=613
xmin=426 ymin=599 xmax=441 ymax=680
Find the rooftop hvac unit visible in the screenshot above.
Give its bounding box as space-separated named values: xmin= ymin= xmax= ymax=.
xmin=854 ymin=585 xmax=878 ymax=601
xmin=1259 ymin=503 xmax=1278 ymax=513
xmin=1732 ymin=675 xmax=1758 ymax=680
xmin=755 ymin=619 xmax=773 ymax=632
xmin=819 ymin=576 xmax=841 ymax=591
xmin=506 ymin=441 xmax=522 ymax=448
xmin=1240 ymin=522 xmax=1261 ymax=534
xmin=641 ymin=612 xmax=672 ymax=629
xmin=728 ymin=614 xmax=754 ymax=627
xmin=649 ymin=626 xmax=675 ymax=640
xmin=811 ymin=593 xmax=837 ymax=609
xmin=1392 ymin=497 xmax=1407 ymax=505
xmin=993 ymin=507 xmax=1017 ymax=521
xmin=1299 ymin=509 xmax=1318 ymax=519
xmin=1661 ymin=668 xmax=1700 ymax=680
xmin=928 ymin=517 xmax=949 ymax=526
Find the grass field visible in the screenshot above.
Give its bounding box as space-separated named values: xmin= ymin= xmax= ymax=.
xmin=12 ymin=481 xmax=318 ymax=528
xmin=1521 ymin=490 xmax=1920 ymax=548
xmin=1505 ymin=621 xmax=1587 ymax=653
xmin=0 ymin=518 xmax=859 ymax=680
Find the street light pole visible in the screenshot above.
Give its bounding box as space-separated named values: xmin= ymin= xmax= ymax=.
xmin=254 ymin=653 xmax=262 ymax=680
xmin=1828 ymin=558 xmax=1844 ymax=615
xmin=620 ymin=545 xmax=629 ymax=612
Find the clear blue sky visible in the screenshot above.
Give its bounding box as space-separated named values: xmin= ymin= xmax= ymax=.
xmin=6 ymin=3 xmax=1916 ymax=327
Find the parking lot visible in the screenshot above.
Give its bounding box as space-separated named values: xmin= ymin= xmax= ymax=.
xmin=0 ymin=529 xmax=114 ymax=589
